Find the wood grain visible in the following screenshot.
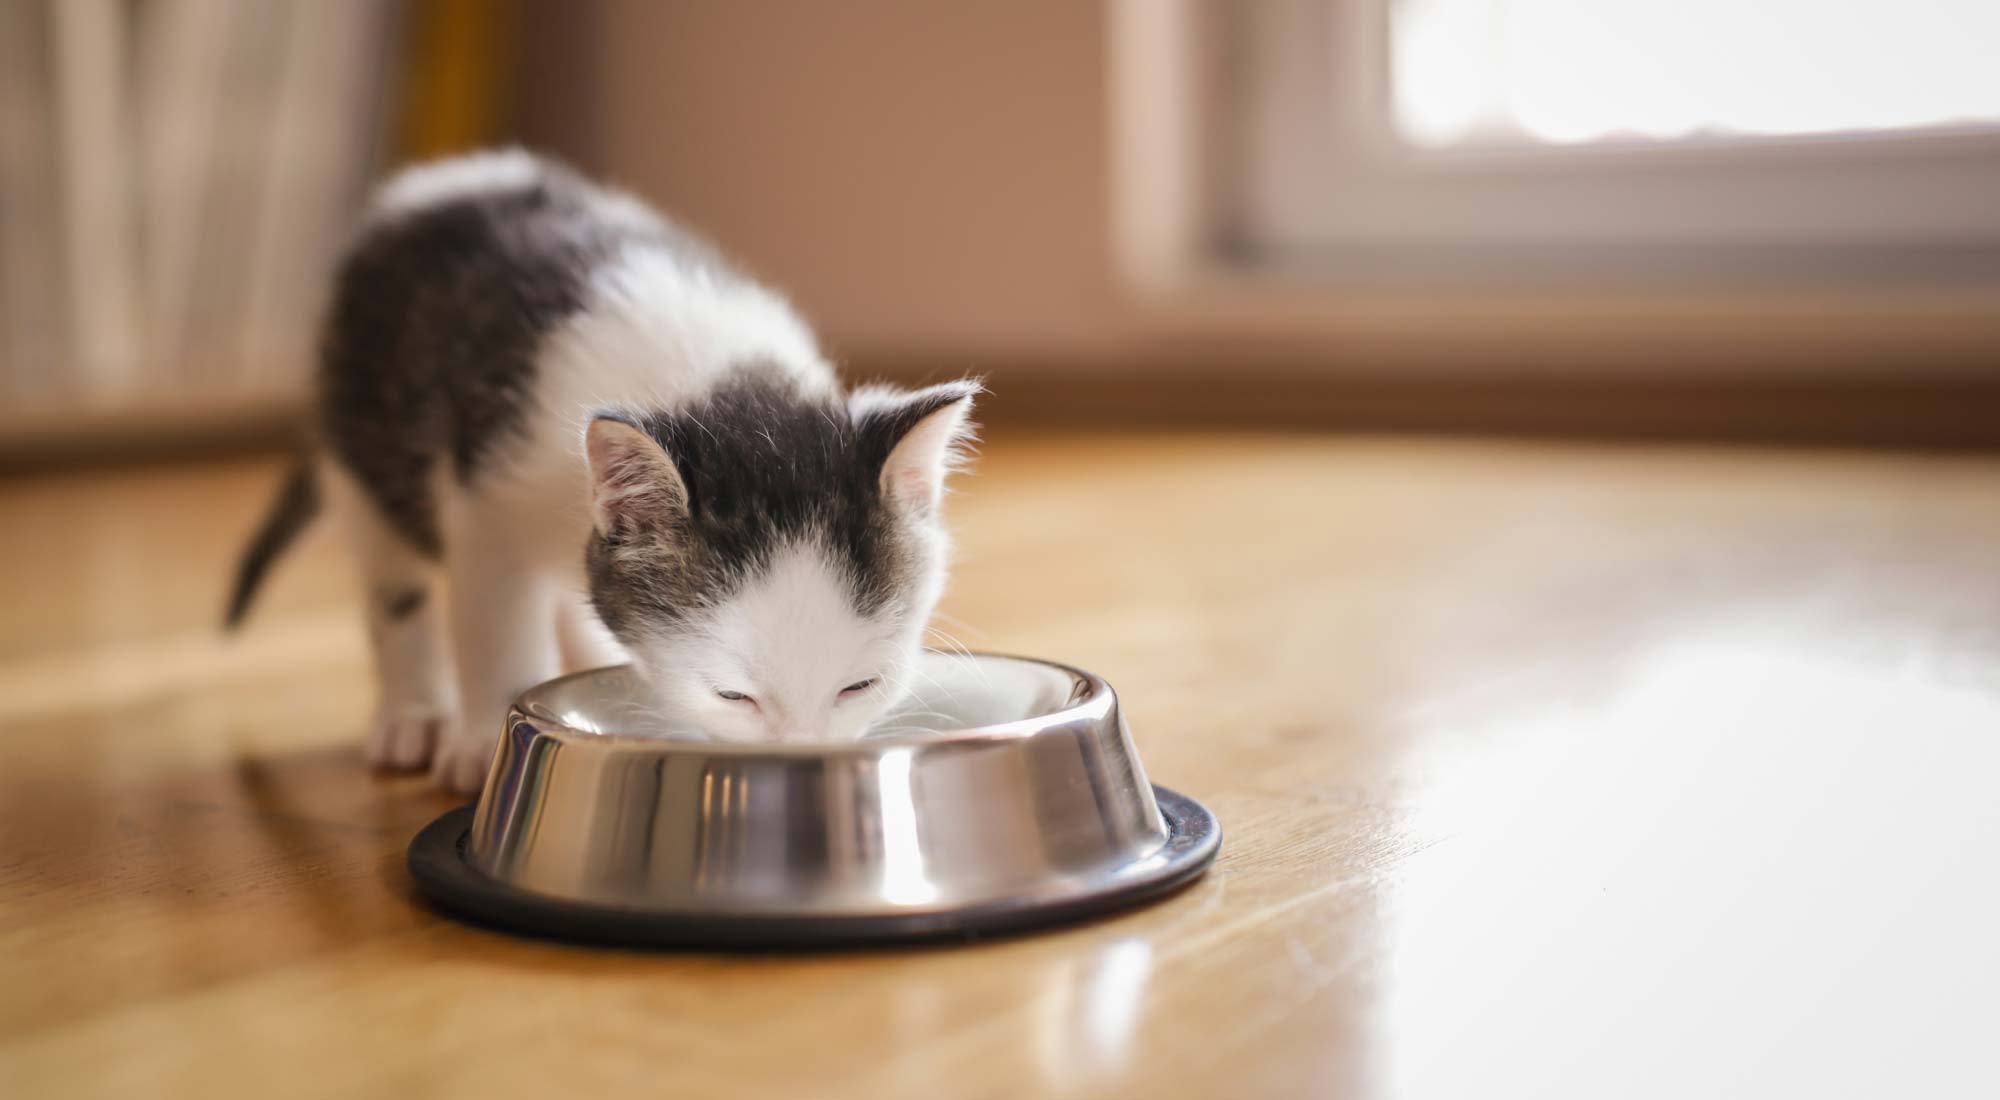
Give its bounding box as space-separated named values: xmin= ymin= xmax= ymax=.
xmin=3 ymin=432 xmax=1997 ymax=1099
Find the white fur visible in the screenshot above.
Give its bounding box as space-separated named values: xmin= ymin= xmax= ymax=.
xmin=475 ymin=243 xmax=836 ymax=518
xmin=368 ymin=148 xmax=669 ymax=237
xmin=369 ymin=148 xmax=544 ymax=220
xmin=625 ymin=541 xmax=918 ymax=744
xmin=540 ymin=249 xmax=832 ymax=431
xmin=321 ymin=460 xmax=457 ymax=770
xmin=556 ymin=593 xmax=628 ymax=673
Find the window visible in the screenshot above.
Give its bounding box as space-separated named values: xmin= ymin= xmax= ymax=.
xmin=1392 ymin=0 xmax=2000 ymax=150
xmin=1114 ymin=0 xmax=2000 ymax=294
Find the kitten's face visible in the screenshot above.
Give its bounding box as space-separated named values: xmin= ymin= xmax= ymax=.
xmin=582 ymin=374 xmax=975 ymax=743
xmin=623 ymin=537 xmax=938 ymax=742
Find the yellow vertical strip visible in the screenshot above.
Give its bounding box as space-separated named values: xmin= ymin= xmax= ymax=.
xmin=396 ymin=0 xmax=513 ymax=160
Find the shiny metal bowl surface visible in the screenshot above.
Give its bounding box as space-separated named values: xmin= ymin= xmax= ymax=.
xmin=407 ymin=653 xmax=1219 ymax=947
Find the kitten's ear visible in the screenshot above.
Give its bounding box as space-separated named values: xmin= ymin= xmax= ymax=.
xmin=858 ymin=379 xmax=982 ymax=516
xmin=585 ymin=416 xmax=688 ymax=537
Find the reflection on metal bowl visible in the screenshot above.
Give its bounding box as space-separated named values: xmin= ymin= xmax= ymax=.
xmin=407 ymin=652 xmax=1220 ymax=947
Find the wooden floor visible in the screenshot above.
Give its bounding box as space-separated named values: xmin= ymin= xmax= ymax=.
xmin=3 ymin=431 xmax=1997 ymax=1099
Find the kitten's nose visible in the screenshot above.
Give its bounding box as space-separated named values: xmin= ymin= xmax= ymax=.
xmin=764 ymin=708 xmax=829 ymax=742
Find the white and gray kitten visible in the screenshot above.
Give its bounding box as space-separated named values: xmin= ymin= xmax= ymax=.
xmin=228 ymin=149 xmax=979 ymax=792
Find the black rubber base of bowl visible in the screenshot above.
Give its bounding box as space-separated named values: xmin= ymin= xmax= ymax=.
xmin=406 ymin=785 xmax=1220 ymax=949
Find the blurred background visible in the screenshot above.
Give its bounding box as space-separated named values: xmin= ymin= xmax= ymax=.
xmin=3 ymin=0 xmax=1999 ymax=460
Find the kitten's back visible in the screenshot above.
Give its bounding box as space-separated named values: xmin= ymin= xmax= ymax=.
xmin=318 ymin=151 xmax=724 ymax=554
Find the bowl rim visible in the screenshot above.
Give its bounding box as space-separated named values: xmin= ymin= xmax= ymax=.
xmin=506 ymin=649 xmax=1117 ymax=758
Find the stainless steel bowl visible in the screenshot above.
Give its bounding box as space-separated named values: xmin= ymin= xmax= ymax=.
xmin=407 ymin=652 xmax=1220 ymax=946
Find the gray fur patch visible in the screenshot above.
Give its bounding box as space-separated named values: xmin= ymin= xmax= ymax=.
xmin=380 ymin=587 xmax=427 ymax=621
xmin=317 ymin=155 xmax=730 ymax=557
xmin=586 ymin=368 xmax=977 ymax=641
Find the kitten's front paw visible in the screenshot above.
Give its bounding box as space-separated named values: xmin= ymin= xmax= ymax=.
xmin=430 ymin=718 xmax=498 ymax=795
xmin=363 ymin=704 xmax=449 ymax=771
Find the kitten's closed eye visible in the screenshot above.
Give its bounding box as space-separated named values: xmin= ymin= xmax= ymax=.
xmin=712 ymin=680 xmax=871 ymax=707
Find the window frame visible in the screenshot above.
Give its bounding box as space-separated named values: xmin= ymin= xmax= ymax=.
xmin=1108 ymin=0 xmax=2000 ymax=374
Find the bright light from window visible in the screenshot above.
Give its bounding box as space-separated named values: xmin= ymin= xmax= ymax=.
xmin=1392 ymin=0 xmax=2000 ymax=148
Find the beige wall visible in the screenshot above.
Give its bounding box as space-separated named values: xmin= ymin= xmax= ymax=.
xmin=515 ymin=1 xmax=2000 ymax=386
xmin=522 ymin=0 xmax=1139 ymax=368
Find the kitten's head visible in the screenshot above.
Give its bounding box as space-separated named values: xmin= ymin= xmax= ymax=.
xmin=582 ymin=371 xmax=979 ymax=742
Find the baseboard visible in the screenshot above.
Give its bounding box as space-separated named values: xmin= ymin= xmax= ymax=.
xmin=0 ymin=394 xmax=305 ymax=474
xmin=6 ymin=368 xmax=2000 ymax=474
xmin=854 ymin=362 xmax=2000 ymax=451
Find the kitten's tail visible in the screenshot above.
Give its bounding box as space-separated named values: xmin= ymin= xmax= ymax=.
xmin=224 ymin=457 xmax=321 ymax=629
